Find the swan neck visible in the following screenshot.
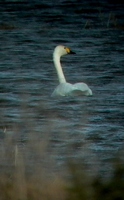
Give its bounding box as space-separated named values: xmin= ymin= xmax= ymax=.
xmin=53 ymin=53 xmax=66 ymax=83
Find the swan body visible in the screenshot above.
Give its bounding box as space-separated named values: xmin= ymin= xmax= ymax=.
xmin=52 ymin=45 xmax=92 ymax=97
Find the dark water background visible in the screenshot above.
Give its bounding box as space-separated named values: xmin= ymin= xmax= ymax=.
xmin=0 ymin=0 xmax=124 ymax=176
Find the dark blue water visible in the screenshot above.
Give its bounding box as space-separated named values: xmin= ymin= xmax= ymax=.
xmin=0 ymin=0 xmax=124 ymax=175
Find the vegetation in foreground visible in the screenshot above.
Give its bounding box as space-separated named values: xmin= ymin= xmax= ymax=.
xmin=0 ymin=130 xmax=124 ymax=200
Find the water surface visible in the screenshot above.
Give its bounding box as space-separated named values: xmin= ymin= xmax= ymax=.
xmin=0 ymin=0 xmax=124 ymax=176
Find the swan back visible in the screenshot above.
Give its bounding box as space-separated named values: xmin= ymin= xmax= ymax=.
xmin=52 ymin=82 xmax=92 ymax=97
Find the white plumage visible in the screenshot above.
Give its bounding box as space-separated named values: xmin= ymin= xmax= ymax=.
xmin=52 ymin=45 xmax=92 ymax=97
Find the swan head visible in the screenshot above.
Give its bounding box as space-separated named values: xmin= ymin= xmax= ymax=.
xmin=53 ymin=45 xmax=76 ymax=58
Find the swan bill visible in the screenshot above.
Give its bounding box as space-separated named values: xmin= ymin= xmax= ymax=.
xmin=65 ymin=47 xmax=76 ymax=54
xmin=69 ymin=50 xmax=76 ymax=54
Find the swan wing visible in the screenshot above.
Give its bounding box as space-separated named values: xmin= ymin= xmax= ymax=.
xmin=73 ymin=83 xmax=92 ymax=96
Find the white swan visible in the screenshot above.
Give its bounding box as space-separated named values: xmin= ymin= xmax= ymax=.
xmin=52 ymin=45 xmax=92 ymax=97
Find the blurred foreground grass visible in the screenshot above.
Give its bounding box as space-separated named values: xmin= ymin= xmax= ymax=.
xmin=0 ymin=130 xmax=124 ymax=200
